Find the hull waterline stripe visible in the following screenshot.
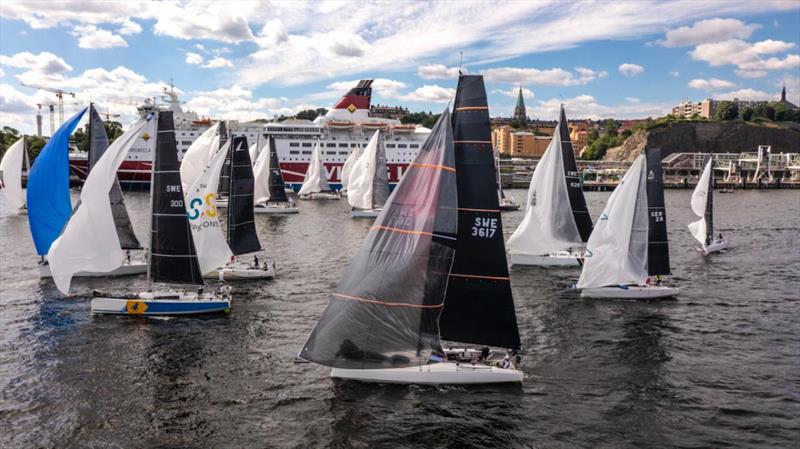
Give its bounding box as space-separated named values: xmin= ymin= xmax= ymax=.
xmin=409 ymin=162 xmax=455 ymax=173
xmin=333 ymin=293 xmax=443 ymax=309
xmin=449 ymin=273 xmax=510 ymax=281
xmin=458 ymin=207 xmax=500 ymax=213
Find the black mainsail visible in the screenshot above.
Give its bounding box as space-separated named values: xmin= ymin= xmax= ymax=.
xmin=558 ymin=106 xmax=593 ymax=241
xmin=149 ymin=111 xmax=203 ymax=285
xmin=227 ymin=136 xmax=261 ymax=255
xmin=217 ymin=121 xmax=231 ymax=197
xmin=300 ymin=110 xmax=457 ymax=369
xmin=439 ymin=75 xmax=521 ymax=350
xmin=87 ymin=104 xmax=141 ymax=249
xmin=266 ymin=137 xmax=289 ymax=203
xmin=645 ymin=147 xmax=671 ymax=276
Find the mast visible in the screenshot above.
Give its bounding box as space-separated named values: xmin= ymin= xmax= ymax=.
xmin=439 ymin=75 xmax=520 ymax=350
xmin=558 ymin=106 xmax=592 ymax=241
xmin=704 ymin=154 xmax=714 ymax=237
xmin=645 ymin=147 xmax=670 ymax=276
xmin=226 ymin=135 xmax=261 ymax=255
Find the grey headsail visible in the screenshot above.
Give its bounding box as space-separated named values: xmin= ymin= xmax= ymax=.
xmin=217 ymin=121 xmax=231 ymax=197
xmin=372 ymin=131 xmax=390 ymax=208
xmin=558 ymin=106 xmax=593 ymax=241
xmin=703 ymin=154 xmax=714 ymax=237
xmin=300 ymin=109 xmax=457 ymax=369
xmin=87 ymin=104 xmax=141 ymax=249
xmin=645 ymin=147 xmax=671 ymax=276
xmin=150 ymin=111 xmax=203 ymax=285
xmin=267 ymin=137 xmax=289 ymax=203
xmin=227 ymin=136 xmax=261 ymax=255
xmin=439 ymin=75 xmax=521 ymax=350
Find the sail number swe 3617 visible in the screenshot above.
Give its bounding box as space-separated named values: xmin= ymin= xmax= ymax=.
xmin=471 ymin=217 xmax=498 ymax=238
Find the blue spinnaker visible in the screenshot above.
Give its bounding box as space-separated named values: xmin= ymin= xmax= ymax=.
xmin=27 ymin=108 xmax=87 ymax=255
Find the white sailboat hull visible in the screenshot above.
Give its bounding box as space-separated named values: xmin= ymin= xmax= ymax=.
xmin=91 ymin=291 xmax=230 ymax=315
xmin=509 ymin=250 xmax=582 ymax=267
xmin=701 ymin=239 xmax=728 ymax=254
xmin=253 ymin=204 xmax=298 ymax=214
xmin=203 ymin=261 xmax=275 ymax=280
xmin=330 ymin=362 xmax=523 ymax=385
xmin=299 ymin=192 xmax=341 ymax=200
xmin=38 ymin=260 xmax=147 ymax=279
xmin=351 ymin=208 xmax=381 ymax=218
xmin=581 ymin=285 xmax=679 ymax=299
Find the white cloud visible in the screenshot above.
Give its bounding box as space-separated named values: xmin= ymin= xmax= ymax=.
xmin=618 ymin=63 xmax=644 ymax=77
xmin=690 ymin=39 xmax=799 ymax=71
xmin=669 ymin=71 xmax=680 ymax=77
xmin=735 ymin=69 xmax=767 ymax=79
xmin=398 ymin=85 xmax=455 ymax=103
xmin=528 ymin=94 xmax=672 ymax=120
xmin=714 ymin=88 xmax=775 ymax=101
xmin=0 ymin=69 xmax=4 ymax=78
xmin=72 ymin=25 xmax=128 ymax=49
xmin=417 ymin=64 xmax=463 ymax=80
xmin=185 ymin=85 xmax=299 ymax=122
xmin=688 ymin=78 xmax=736 ymax=90
xmin=0 ymin=51 xmax=73 ymax=75
xmin=118 ymin=19 xmax=142 ymax=35
xmin=658 ymin=18 xmax=759 ymax=47
xmin=492 ymin=87 xmax=535 ymax=100
xmin=327 ymin=78 xmax=408 ymax=98
xmin=185 ymin=52 xmax=204 ymax=65
xmin=626 ymin=97 xmax=641 ymax=103
xmin=482 ymin=66 xmax=606 ymax=86
xmin=201 ymin=57 xmax=234 ymax=69
xmin=257 ymin=19 xmax=289 ymax=47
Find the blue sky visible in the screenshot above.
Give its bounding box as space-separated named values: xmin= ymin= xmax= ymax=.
xmin=1 ymin=1 xmax=798 ymax=134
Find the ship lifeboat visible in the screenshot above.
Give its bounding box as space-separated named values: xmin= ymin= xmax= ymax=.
xmin=391 ymin=124 xmax=416 ymax=133
xmin=361 ymin=121 xmax=389 ymax=130
xmin=328 ymin=120 xmax=355 ymax=130
xmin=193 ymin=118 xmax=212 ymax=126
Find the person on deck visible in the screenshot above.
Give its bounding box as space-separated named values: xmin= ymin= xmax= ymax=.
xmin=253 ymin=255 xmax=260 ymax=268
xmin=502 ymin=353 xmax=511 ymax=369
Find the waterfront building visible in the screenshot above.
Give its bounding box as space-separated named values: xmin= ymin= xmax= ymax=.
xmin=493 ymin=125 xmax=512 ymax=155
xmin=671 ymin=87 xmax=796 ymax=119
xmin=509 ymin=131 xmax=551 ymax=157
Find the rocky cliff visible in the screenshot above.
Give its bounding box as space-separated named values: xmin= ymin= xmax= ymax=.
xmin=605 ymin=121 xmax=800 ymax=161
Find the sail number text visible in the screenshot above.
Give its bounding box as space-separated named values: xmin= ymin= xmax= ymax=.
xmin=472 ymin=217 xmax=498 ymax=238
xmin=650 ymin=210 xmax=664 ymax=222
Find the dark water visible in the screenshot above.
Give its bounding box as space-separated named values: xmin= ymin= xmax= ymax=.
xmin=1 ymin=189 xmax=798 ymax=448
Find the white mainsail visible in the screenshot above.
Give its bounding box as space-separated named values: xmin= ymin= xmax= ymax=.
xmin=185 ymin=140 xmax=233 ymax=274
xmin=0 ymin=138 xmax=26 ymax=210
xmin=688 ymin=158 xmax=712 ymax=245
xmin=507 ymin=126 xmax=581 ymax=255
xmin=339 ymin=144 xmax=362 ymax=193
xmin=249 ymin=136 xmax=263 ymax=166
xmin=298 ymin=142 xmax=330 ymax=195
xmin=47 ymin=120 xmax=149 ymax=294
xmin=253 ymin=137 xmax=272 ymax=204
xmin=179 ymin=122 xmax=221 ymax=191
xmin=577 ymin=154 xmax=649 ymax=289
xmin=347 ymin=130 xmax=381 ymax=210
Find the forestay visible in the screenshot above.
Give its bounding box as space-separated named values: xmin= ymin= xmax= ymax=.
xmin=185 ymin=140 xmax=233 ymax=274
xmin=688 ymin=156 xmax=712 ymax=245
xmin=48 ymin=119 xmax=149 ymax=294
xmin=299 ymin=109 xmax=457 ymax=369
xmin=577 ymin=153 xmax=648 ymax=289
xmin=348 ymin=130 xmax=390 ymax=210
xmin=298 ymin=142 xmax=330 ymax=195
xmin=0 ymin=138 xmax=25 ymax=210
xmin=27 ymin=108 xmax=87 ymax=256
xmin=180 ymin=122 xmax=221 ymax=191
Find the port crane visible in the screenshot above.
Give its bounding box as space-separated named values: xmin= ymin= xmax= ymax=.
xmin=36 ymin=101 xmax=83 ymax=136
xmin=20 ymin=82 xmax=76 ymax=128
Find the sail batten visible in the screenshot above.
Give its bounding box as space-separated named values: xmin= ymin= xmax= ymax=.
xmin=439 ymin=75 xmax=520 ymax=350
xmin=227 ymin=136 xmax=261 ymax=255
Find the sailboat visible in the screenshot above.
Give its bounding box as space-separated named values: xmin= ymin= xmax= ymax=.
xmin=347 ymin=129 xmax=389 ymax=218
xmin=577 ymin=148 xmax=678 ymax=299
xmin=204 ymin=136 xmax=275 ymax=280
xmin=298 ymin=142 xmax=340 ymax=200
xmin=253 ymin=136 xmax=298 ymax=214
xmin=507 ymin=106 xmax=593 ymax=266
xmin=495 ymin=146 xmax=519 ymax=211
xmin=689 ymin=155 xmax=728 ymax=254
xmin=299 ymin=75 xmax=523 ymax=385
xmin=90 ymin=111 xmax=231 ymax=315
xmin=338 ymin=143 xmax=362 ymax=196
xmin=0 ymin=136 xmax=29 ymax=214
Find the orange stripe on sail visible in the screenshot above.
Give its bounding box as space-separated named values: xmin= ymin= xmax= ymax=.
xmin=458 ymin=207 xmax=500 ymax=213
xmin=454 ymin=106 xmax=489 ymax=111
xmin=449 ymin=273 xmax=510 ymax=281
xmin=409 ymin=162 xmax=456 ymax=173
xmin=370 ymin=225 xmax=433 ymax=237
xmin=333 ymin=293 xmax=444 ymax=309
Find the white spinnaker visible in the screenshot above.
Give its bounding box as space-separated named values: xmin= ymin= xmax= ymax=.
xmin=348 ymin=130 xmax=380 ymax=210
xmin=688 ymin=158 xmax=712 ymax=245
xmin=0 ymin=138 xmax=25 ymax=210
xmin=185 ymin=141 xmax=233 ymax=274
xmin=340 ymin=144 xmax=361 ymax=193
xmin=577 ymin=154 xmax=649 ymax=289
xmin=179 ymin=122 xmax=220 ymax=191
xmin=298 ymin=142 xmax=330 ymax=195
xmin=507 ymin=129 xmax=581 ymax=255
xmin=253 ymin=137 xmax=272 ymax=204
xmin=47 ymin=120 xmax=148 ymax=294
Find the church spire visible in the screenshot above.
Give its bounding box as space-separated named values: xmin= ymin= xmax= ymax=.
xmin=513 ymin=86 xmax=527 ymax=123
xmin=781 ymin=85 xmax=787 ymax=102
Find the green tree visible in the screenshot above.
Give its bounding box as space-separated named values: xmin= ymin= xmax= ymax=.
xmin=26 ymin=135 xmax=47 ymax=162
xmin=752 ymin=103 xmax=775 ymax=120
xmin=1 ymin=126 xmax=22 ymax=156
xmin=295 ymin=109 xmax=321 ymax=121
xmin=740 ymin=107 xmax=754 ymax=121
xmin=72 ymin=120 xmax=125 ymax=153
xmin=604 ymin=119 xmax=619 ymax=136
xmin=713 ymin=101 xmax=738 ymax=121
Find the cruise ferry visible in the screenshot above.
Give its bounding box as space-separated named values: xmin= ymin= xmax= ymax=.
xmin=69 ymin=80 xmax=430 ymax=189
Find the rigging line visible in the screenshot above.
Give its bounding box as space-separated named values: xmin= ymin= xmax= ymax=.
xmin=449 ymin=273 xmax=510 ymax=281
xmin=333 ymin=293 xmax=444 ymax=309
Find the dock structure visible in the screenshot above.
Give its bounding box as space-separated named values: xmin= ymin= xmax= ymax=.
xmin=500 ymin=151 xmax=800 ymax=190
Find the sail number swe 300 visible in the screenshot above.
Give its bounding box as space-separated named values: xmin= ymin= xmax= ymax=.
xmin=471 ymin=217 xmax=498 ymax=238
